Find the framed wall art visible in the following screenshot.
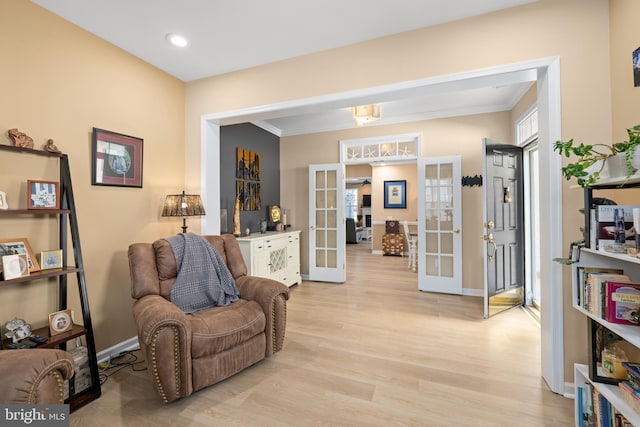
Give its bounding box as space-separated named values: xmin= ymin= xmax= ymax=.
xmin=634 ymin=46 xmax=640 ymax=87
xmin=27 ymin=180 xmax=59 ymax=209
xmin=92 ymin=127 xmax=143 ymax=188
xmin=384 ymin=180 xmax=406 ymax=209
xmin=0 ymin=238 xmax=40 ymax=272
xmin=235 ymin=147 xmax=261 ymax=211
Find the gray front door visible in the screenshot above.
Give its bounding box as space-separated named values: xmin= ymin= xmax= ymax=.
xmin=482 ymin=139 xmax=525 ymax=318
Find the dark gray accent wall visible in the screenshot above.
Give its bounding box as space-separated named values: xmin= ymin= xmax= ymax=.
xmin=220 ymin=123 xmax=280 ymax=233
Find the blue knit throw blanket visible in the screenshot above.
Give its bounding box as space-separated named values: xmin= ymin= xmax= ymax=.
xmin=165 ymin=233 xmax=239 ymax=314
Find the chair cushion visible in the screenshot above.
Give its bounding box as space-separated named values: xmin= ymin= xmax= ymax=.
xmin=189 ymin=299 xmax=266 ymax=359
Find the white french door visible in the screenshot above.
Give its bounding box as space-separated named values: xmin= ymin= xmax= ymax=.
xmin=308 ymin=164 xmax=346 ymax=283
xmin=417 ymin=156 xmax=462 ymax=294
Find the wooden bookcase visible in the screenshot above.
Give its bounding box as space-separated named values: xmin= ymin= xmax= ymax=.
xmin=0 ymin=144 xmax=101 ymax=411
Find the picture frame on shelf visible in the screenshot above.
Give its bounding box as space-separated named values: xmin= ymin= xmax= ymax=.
xmin=91 ymin=127 xmax=143 ymax=188
xmin=27 ymin=180 xmax=60 ymax=210
xmin=1 ymin=254 xmax=30 ymax=280
xmin=0 ymin=238 xmax=40 ymax=272
xmin=40 ymin=249 xmax=63 ymax=270
xmin=0 ymin=191 xmax=7 ymax=210
xmin=48 ymin=309 xmax=73 ymax=336
xmin=588 ymin=319 xmax=629 ymax=385
xmin=383 ymin=180 xmax=406 ymax=209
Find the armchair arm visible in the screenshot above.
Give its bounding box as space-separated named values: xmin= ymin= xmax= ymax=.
xmin=0 ymin=349 xmax=74 ymax=404
xmin=235 ymin=276 xmax=289 ymax=356
xmin=132 ymin=295 xmax=193 ymax=403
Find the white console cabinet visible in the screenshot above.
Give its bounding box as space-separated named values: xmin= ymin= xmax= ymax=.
xmin=236 ymin=230 xmax=301 ymax=287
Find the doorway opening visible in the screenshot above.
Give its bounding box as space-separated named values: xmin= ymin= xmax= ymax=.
xmin=200 ymin=57 xmax=564 ymax=394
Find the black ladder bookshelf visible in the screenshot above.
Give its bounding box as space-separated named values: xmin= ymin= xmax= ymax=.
xmin=0 ymin=144 xmax=101 ymax=411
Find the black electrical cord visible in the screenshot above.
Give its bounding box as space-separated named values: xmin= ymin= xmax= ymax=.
xmin=99 ymin=349 xmax=146 ymax=385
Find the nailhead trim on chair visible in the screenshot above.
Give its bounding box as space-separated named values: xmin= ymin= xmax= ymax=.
xmin=272 ymin=295 xmax=287 ymax=353
xmin=27 ymin=370 xmax=65 ymax=404
xmin=150 ymin=325 xmax=181 ymax=403
xmin=54 ymin=371 xmax=64 ymax=404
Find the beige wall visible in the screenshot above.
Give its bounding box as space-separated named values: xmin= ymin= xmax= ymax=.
xmin=610 ymin=0 xmax=640 ymax=139
xmin=186 ymin=0 xmax=611 ymax=384
xmin=279 ymin=112 xmax=511 ymax=291
xmin=0 ymin=1 xmax=186 ymax=352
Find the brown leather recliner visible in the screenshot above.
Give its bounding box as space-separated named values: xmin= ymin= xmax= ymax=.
xmin=0 ymin=349 xmax=74 ymax=404
xmin=128 ymin=234 xmax=289 ymax=403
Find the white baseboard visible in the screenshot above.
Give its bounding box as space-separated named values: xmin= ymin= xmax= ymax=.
xmin=563 ymin=382 xmax=575 ymax=399
xmin=96 ymin=336 xmax=140 ymax=364
xmin=462 ymin=288 xmax=483 ymax=297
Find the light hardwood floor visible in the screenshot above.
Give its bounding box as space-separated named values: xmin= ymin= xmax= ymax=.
xmin=71 ymin=242 xmax=573 ymax=426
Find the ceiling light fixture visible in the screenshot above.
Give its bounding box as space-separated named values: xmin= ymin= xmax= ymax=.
xmin=352 ymin=104 xmax=382 ymax=126
xmin=166 ymin=33 xmax=189 ymax=47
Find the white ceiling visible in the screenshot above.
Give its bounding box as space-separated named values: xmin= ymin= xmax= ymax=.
xmin=32 ymin=0 xmax=538 ymax=136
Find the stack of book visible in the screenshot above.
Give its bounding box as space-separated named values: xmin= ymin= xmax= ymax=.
xmin=578 ymin=381 xmax=632 ymax=426
xmin=620 ymin=362 xmax=640 ymax=418
xmin=575 ymin=267 xmax=640 ymax=325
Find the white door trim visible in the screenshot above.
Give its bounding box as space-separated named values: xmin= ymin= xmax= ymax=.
xmin=199 ymin=56 xmax=564 ymax=394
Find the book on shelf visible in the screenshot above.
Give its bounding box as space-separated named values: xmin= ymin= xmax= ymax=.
xmin=605 ymin=282 xmax=640 ymax=325
xmin=575 ymin=266 xmax=626 ymax=313
xmin=588 ymin=384 xmax=632 ymax=427
xmin=591 ymin=274 xmax=630 ymax=318
xmin=621 ymin=362 xmax=640 ymax=392
xmin=622 ymin=362 xmax=640 ymax=380
xmin=619 ymin=380 xmax=640 ymax=413
xmin=590 ymin=205 xmax=639 ymax=252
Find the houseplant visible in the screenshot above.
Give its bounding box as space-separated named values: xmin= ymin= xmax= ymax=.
xmin=554 ymin=124 xmax=640 ymax=187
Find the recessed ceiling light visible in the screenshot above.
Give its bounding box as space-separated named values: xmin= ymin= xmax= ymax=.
xmin=166 ymin=33 xmax=188 ymax=47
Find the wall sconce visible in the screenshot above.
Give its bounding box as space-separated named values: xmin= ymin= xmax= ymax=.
xmin=162 ymin=190 xmax=206 ymax=233
xmin=352 ymin=104 xmax=382 ymax=126
xmin=503 ymin=186 xmax=512 ymax=204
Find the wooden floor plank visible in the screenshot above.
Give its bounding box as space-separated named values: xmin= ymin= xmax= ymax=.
xmin=71 ymin=243 xmax=573 ymax=426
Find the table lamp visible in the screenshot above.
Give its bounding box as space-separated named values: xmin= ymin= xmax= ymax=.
xmin=162 ymin=190 xmax=206 ymax=233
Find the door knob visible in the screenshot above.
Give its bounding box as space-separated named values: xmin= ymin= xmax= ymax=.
xmin=481 ymin=233 xmax=494 ymax=241
xmin=453 ymin=229 xmax=460 ymax=234
xmin=484 ymin=220 xmax=494 ymax=229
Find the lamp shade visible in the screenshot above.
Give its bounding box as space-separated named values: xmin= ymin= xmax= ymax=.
xmin=162 ymin=191 xmax=206 ymax=217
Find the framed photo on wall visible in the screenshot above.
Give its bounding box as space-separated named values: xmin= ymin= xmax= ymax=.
xmin=384 ymin=180 xmax=406 ymax=209
xmin=92 ymin=127 xmax=143 ymax=188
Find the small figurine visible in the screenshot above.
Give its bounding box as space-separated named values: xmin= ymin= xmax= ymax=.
xmin=44 ymin=138 xmax=61 ymax=153
xmin=7 ymin=128 xmax=34 ymax=149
